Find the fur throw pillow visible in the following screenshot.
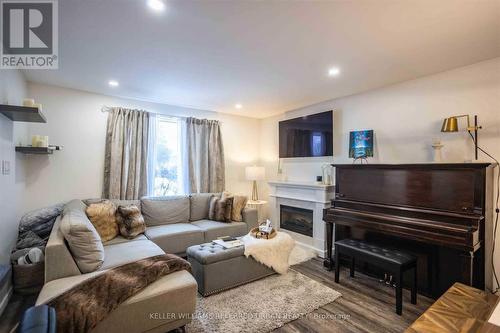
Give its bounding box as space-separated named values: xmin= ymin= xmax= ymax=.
xmin=116 ymin=205 xmax=146 ymax=239
xmin=231 ymin=195 xmax=248 ymax=222
xmin=208 ymin=196 xmax=234 ymax=222
xmin=85 ymin=200 xmax=119 ymax=242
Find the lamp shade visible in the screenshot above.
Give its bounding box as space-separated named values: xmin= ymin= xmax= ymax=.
xmin=245 ymin=166 xmax=265 ymax=181
xmin=441 ymin=117 xmax=459 ymax=132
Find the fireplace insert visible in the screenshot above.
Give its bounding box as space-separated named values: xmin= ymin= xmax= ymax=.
xmin=280 ymin=205 xmax=313 ymax=237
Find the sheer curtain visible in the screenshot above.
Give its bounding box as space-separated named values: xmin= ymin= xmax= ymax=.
xmin=145 ymin=115 xmax=225 ymax=196
xmin=148 ymin=115 xmax=185 ymax=196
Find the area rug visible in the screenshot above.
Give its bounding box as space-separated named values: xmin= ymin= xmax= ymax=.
xmin=186 ymin=270 xmax=341 ymax=333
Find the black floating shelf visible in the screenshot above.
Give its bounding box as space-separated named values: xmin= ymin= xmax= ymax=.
xmin=0 ymin=104 xmax=46 ymax=123
xmin=15 ymin=146 xmax=61 ymax=155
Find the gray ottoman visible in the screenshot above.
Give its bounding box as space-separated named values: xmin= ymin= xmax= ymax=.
xmin=187 ymin=243 xmax=275 ymax=296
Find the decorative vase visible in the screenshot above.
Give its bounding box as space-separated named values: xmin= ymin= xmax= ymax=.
xmin=432 ymin=138 xmax=444 ymax=162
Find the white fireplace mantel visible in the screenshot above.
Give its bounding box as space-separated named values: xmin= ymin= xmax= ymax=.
xmin=267 ymin=181 xmax=335 ymax=257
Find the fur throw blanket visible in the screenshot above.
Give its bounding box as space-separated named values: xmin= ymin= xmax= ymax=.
xmin=241 ymin=232 xmax=295 ymax=274
xmin=46 ymin=254 xmax=191 ymax=333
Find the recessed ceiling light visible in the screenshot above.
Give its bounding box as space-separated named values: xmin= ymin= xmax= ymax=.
xmin=328 ymin=67 xmax=340 ymax=77
xmin=235 ymin=104 xmax=243 ymax=109
xmin=108 ymin=80 xmax=119 ymax=87
xmin=147 ymin=0 xmax=165 ymax=12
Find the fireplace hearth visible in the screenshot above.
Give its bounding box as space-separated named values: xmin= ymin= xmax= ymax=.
xmin=280 ymin=205 xmax=313 ymax=237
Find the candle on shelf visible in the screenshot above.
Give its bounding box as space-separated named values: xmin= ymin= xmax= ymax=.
xmin=32 ymin=135 xmax=40 ymax=147
xmin=31 ymin=135 xmax=48 ymax=147
xmin=40 ymin=136 xmax=49 ymax=147
xmin=23 ymin=99 xmax=35 ymax=107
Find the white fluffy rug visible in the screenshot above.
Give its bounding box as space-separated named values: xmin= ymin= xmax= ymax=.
xmin=186 ymin=270 xmax=341 ymax=333
xmin=242 ymin=232 xmax=295 ymax=274
xmin=288 ymin=245 xmax=317 ymax=266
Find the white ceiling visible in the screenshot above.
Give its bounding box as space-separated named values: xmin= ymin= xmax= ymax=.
xmin=24 ymin=0 xmax=500 ymax=118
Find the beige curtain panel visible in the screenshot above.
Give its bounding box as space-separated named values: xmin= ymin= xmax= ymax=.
xmin=186 ymin=117 xmax=225 ymax=193
xmin=103 ymin=107 xmax=150 ymax=200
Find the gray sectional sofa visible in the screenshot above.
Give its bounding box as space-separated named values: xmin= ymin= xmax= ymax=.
xmin=36 ymin=193 xmax=258 ymax=333
xmin=141 ymin=194 xmax=258 ymax=255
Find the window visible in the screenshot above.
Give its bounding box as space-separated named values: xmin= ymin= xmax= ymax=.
xmin=151 ymin=117 xmax=183 ymax=196
xmin=311 ymin=132 xmax=326 ymax=156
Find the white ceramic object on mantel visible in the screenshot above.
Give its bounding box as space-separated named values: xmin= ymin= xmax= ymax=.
xmin=321 ymin=164 xmax=333 ymax=185
xmin=432 ymin=138 xmax=444 ymax=162
xmin=277 ymin=158 xmax=288 ymax=181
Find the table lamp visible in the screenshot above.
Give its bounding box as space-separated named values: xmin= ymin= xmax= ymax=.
xmin=441 ymin=114 xmax=482 ymax=160
xmin=246 ymin=166 xmax=265 ymax=201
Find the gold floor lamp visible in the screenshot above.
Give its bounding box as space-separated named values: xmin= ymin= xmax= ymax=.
xmin=441 ymin=114 xmax=482 ymax=160
xmin=245 ymin=166 xmax=265 ymax=201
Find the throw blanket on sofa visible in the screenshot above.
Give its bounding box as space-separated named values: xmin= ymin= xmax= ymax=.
xmin=15 ymin=203 xmax=65 ymax=252
xmin=241 ymin=232 xmax=295 ymax=274
xmin=46 ymin=254 xmax=191 ymax=333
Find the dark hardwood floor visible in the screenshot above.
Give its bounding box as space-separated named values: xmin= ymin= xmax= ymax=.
xmin=0 ymin=258 xmax=433 ymax=333
xmin=276 ymin=258 xmax=433 ymax=333
xmin=0 ymin=293 xmax=37 ymax=333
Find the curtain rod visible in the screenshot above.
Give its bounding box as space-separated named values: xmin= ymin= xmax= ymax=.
xmin=101 ymin=105 xmax=186 ymax=120
xmin=100 ymin=105 xmax=222 ymax=123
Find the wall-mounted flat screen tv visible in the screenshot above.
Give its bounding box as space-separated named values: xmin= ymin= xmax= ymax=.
xmin=279 ymin=111 xmax=333 ymax=158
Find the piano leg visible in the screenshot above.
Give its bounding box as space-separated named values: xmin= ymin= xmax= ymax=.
xmin=324 ymin=222 xmax=334 ymax=271
xmin=350 ymin=257 xmax=355 ymax=277
xmin=395 ymin=271 xmax=403 ymax=315
xmin=459 ymin=251 xmax=475 ymax=286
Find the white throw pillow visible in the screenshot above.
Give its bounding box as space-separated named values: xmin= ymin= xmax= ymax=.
xmin=60 ymin=199 xmax=105 ymax=273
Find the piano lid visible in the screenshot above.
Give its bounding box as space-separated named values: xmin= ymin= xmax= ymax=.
xmin=332 ymin=163 xmax=492 ymax=169
xmin=332 ymin=163 xmax=492 ymax=215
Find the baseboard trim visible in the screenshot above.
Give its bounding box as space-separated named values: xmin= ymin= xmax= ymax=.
xmin=293 ymin=240 xmax=326 ymax=258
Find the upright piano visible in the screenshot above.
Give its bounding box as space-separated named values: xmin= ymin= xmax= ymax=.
xmin=324 ymin=163 xmax=494 ymax=298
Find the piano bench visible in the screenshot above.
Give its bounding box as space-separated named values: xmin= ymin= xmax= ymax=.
xmin=334 ymin=239 xmax=417 ymax=315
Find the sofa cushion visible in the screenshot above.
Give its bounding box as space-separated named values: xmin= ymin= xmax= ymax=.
xmin=44 ymin=217 xmax=82 ymax=282
xmin=85 ymin=200 xmax=119 ymax=242
xmin=60 ymin=200 xmax=104 ymax=273
xmin=191 ymin=219 xmax=248 ymax=242
xmin=100 ymin=239 xmax=164 ymax=271
xmin=36 ymin=270 xmax=197 ymax=333
xmin=92 ymin=270 xmax=197 ymax=333
xmin=141 ymin=196 xmax=190 ymax=226
xmin=145 ymin=224 xmax=204 ymax=255
xmin=189 ymin=193 xmax=215 ymax=221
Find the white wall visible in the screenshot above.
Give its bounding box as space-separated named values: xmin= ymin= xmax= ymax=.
xmin=259 ymin=57 xmax=500 ymax=291
xmin=18 ymin=83 xmax=261 ymax=214
xmin=0 ymin=70 xmax=27 ymax=265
